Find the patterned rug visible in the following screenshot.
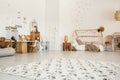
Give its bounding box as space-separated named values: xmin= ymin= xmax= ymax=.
xmin=0 ymin=58 xmax=120 ymax=80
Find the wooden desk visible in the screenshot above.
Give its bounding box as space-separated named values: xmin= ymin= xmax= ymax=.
xmin=16 ymin=42 xmax=27 ymax=53
xmin=15 ymin=41 xmax=38 ymax=53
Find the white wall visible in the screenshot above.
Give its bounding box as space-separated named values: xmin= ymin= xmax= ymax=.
xmin=45 ymin=0 xmax=60 ymax=50
xmin=0 ymin=0 xmax=120 ymax=50
xmin=59 ymin=0 xmax=120 ymax=40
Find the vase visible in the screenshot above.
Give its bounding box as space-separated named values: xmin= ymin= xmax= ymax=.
xmin=64 ymin=35 xmax=68 ymax=43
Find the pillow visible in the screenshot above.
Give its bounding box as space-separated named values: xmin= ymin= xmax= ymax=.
xmin=0 ymin=48 xmax=15 ymax=57
xmin=76 ymin=38 xmax=83 ymax=45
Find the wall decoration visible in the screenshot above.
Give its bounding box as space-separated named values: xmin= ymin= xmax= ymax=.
xmin=5 ymin=26 xmax=18 ymax=40
xmin=115 ymin=10 xmax=120 ymax=21
xmin=15 ymin=11 xmax=22 ymax=28
xmin=71 ymin=0 xmax=93 ymax=27
xmin=30 ymin=19 xmax=38 ymax=32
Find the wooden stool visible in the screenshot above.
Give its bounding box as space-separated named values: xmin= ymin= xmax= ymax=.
xmin=63 ymin=42 xmax=71 ymax=51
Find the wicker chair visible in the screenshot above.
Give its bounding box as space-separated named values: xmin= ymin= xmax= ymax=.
xmin=104 ymin=35 xmax=113 ymax=51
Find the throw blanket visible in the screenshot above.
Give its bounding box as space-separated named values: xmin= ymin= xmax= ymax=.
xmin=85 ymin=44 xmax=100 ymax=52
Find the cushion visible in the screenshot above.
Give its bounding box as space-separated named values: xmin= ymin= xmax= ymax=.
xmin=99 ymin=45 xmax=104 ymax=51
xmin=0 ymin=48 xmax=15 ymax=57
xmin=76 ymin=38 xmax=83 ymax=45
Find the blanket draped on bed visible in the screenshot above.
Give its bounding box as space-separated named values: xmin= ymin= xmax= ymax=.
xmin=85 ymin=44 xmax=100 ymax=52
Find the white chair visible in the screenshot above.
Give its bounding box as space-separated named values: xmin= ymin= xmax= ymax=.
xmin=29 ymin=40 xmax=37 ymax=53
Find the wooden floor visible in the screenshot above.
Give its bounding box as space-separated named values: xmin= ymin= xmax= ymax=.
xmin=0 ymin=51 xmax=120 ymax=80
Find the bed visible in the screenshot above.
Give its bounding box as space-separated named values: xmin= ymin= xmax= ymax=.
xmin=72 ymin=29 xmax=104 ymax=51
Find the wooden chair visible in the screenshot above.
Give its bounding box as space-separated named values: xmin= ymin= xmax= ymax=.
xmin=29 ymin=40 xmax=37 ymax=53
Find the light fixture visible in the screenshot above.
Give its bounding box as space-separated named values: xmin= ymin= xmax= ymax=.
xmin=115 ymin=9 xmax=120 ymax=21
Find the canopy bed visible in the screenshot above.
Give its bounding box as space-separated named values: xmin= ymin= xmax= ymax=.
xmin=72 ymin=28 xmax=104 ymax=52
